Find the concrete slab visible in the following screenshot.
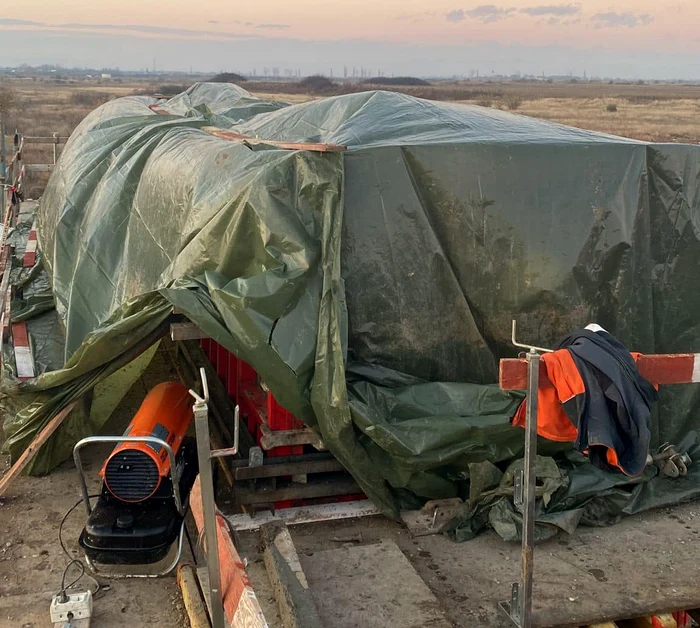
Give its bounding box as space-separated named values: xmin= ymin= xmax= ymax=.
xmin=289 ymin=502 xmax=700 ymax=628
xmin=300 ymin=540 xmax=454 ymax=628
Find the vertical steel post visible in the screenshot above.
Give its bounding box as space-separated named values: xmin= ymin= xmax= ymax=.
xmin=500 ymin=343 xmax=540 ymax=628
xmin=0 ymin=119 xmax=6 ymax=183
xmin=519 ymin=350 xmax=540 ymax=627
xmin=191 ymin=369 xmax=226 ymax=628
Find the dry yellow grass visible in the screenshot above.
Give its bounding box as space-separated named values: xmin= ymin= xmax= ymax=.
xmin=3 ymin=79 xmax=699 ymax=195
xmin=516 ymin=97 xmax=700 ymax=143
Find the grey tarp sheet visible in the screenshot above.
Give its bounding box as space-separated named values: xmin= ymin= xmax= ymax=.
xmin=3 ymin=83 xmax=700 ymax=538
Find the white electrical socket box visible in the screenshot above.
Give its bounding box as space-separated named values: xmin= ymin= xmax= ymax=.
xmin=50 ymin=590 xmax=93 ymax=625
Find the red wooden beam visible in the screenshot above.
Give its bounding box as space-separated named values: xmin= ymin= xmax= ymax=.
xmin=500 ymin=353 xmax=700 ymax=391
xmin=201 ymin=126 xmax=347 ymax=153
xmin=189 ymin=476 xmax=268 ymax=627
xmin=148 ymin=103 xmax=171 ymax=115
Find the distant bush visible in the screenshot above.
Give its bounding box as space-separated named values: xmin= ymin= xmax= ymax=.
xmin=626 ymin=95 xmax=657 ymax=105
xmin=477 ymin=99 xmax=493 ymax=108
xmin=606 ymin=103 xmax=618 ymax=112
xmin=70 ymin=91 xmax=111 ymax=107
xmin=156 ymin=84 xmax=190 ymax=96
xmin=505 ymin=96 xmax=523 ymax=110
xmin=210 ymin=72 xmax=247 ymax=83
xmin=361 ymin=76 xmax=430 ymax=86
xmin=299 ymin=75 xmax=335 ymax=93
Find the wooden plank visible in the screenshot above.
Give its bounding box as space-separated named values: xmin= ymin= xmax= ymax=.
xmin=11 ymin=321 xmax=34 ymax=380
xmin=0 ymin=401 xmax=79 ymax=497
xmin=226 ymin=500 xmax=381 ymax=533
xmin=0 ymin=244 xmax=14 ymax=341
xmin=201 ymin=126 xmax=347 ymax=153
xmin=24 ymin=164 xmax=54 ymax=173
xmin=260 ymin=521 xmax=324 ymax=628
xmin=177 ymin=564 xmax=210 ymax=628
xmin=189 ymin=475 xmax=269 ymax=627
xmin=499 ymin=353 xmax=700 ymax=390
xmin=236 ymin=477 xmax=361 ymax=506
xmin=149 ymin=104 xmax=171 ymax=115
xmin=170 ymin=322 xmax=209 ymax=341
xmin=23 ymin=136 xmax=69 ymax=144
xmin=258 ymin=423 xmax=326 ymax=451
xmin=234 ymin=457 xmax=345 ymax=480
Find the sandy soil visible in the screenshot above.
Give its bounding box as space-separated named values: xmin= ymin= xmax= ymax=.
xmin=0 ymin=351 xmax=189 ymax=628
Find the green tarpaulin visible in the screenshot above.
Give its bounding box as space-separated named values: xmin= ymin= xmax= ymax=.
xmin=3 ymin=83 xmax=700 ymax=539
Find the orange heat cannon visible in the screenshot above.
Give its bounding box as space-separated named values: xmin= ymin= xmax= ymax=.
xmin=73 ymin=382 xmax=199 ymax=576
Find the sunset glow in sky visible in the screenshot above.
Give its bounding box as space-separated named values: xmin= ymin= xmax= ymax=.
xmin=1 ymin=1 xmax=699 ymax=78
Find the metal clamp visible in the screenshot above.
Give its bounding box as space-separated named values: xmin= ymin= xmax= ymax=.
xmin=649 ymin=443 xmax=693 ymax=478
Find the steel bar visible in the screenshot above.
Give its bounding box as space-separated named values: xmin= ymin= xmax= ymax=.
xmin=193 ymin=393 xmax=226 ymax=628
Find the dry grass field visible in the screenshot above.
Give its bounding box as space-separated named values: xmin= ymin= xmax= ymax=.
xmin=2 ymin=77 xmax=699 ymax=196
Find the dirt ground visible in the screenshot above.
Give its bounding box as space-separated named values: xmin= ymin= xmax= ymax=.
xmin=0 ymin=350 xmax=189 ymax=628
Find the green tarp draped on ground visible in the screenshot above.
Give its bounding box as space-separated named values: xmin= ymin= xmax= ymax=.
xmin=3 ymin=83 xmax=700 ymax=538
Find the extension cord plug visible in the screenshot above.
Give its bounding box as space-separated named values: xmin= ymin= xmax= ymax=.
xmin=50 ymin=590 xmax=92 ymax=626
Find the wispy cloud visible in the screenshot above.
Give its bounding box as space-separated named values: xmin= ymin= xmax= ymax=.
xmin=0 ymin=20 xmax=256 ymax=39
xmin=0 ymin=17 xmax=45 ymax=26
xmin=445 ymin=9 xmax=466 ymax=23
xmin=591 ymin=12 xmax=653 ymax=28
xmin=520 ymin=4 xmax=580 ymax=17
xmin=466 ymin=5 xmax=517 ymax=23
xmin=57 ymin=23 xmax=249 ymax=38
xmin=256 ymin=24 xmax=290 ymax=30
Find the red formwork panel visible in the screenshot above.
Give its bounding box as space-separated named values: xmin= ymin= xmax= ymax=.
xmin=201 ymin=340 xmax=303 ymax=457
xmin=199 ymin=339 xmax=364 ymax=509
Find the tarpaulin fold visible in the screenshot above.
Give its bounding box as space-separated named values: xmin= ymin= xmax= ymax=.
xmin=3 ymin=83 xmax=700 ymax=538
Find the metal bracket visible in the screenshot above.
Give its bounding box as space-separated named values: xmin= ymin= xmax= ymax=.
xmin=511 ymin=319 xmax=553 ymax=354
xmin=500 ymin=320 xmax=542 ymax=628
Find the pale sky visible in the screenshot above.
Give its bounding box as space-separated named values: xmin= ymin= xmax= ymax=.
xmin=1 ymin=1 xmax=699 ymax=78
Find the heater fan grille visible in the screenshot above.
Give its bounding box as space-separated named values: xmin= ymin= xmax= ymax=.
xmin=104 ymin=450 xmax=160 ymax=502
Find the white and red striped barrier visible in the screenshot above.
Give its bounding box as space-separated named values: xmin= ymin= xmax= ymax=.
xmin=23 ymin=219 xmax=37 ymax=267
xmin=11 ymin=321 xmax=34 ymax=381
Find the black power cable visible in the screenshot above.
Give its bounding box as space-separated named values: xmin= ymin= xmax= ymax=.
xmin=57 ymin=495 xmax=101 ymax=601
